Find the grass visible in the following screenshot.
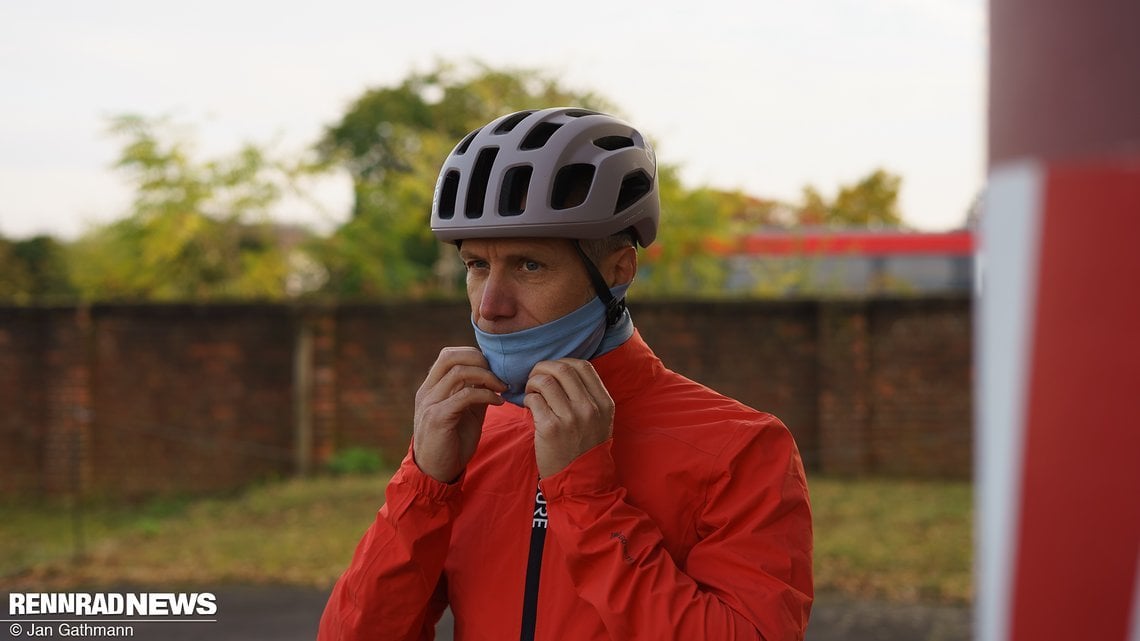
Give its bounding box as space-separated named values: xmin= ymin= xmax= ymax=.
xmin=0 ymin=473 xmax=972 ymax=603
xmin=809 ymin=476 xmax=973 ymax=603
xmin=0 ymin=475 xmax=389 ymax=590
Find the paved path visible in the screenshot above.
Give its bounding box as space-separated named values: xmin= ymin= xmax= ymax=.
xmin=2 ymin=587 xmax=971 ymax=640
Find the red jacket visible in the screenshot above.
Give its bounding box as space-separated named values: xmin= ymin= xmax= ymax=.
xmin=318 ymin=330 xmax=813 ymax=640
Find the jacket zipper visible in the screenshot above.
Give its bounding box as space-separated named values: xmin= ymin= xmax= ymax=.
xmin=519 ymin=481 xmax=547 ymax=641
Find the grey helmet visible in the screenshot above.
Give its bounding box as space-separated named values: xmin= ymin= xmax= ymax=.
xmin=430 ymin=107 xmax=659 ymax=247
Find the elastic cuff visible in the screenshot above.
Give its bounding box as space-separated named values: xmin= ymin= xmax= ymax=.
xmin=395 ymin=450 xmax=464 ymax=503
xmin=540 ymin=439 xmax=619 ymax=501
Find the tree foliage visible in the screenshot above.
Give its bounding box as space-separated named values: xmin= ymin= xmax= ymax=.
xmin=0 ymin=62 xmax=914 ymax=304
xmin=795 ymin=168 xmax=904 ymax=228
xmin=68 ymin=116 xmax=303 ymax=301
xmin=311 ymin=61 xmax=614 ymax=298
xmin=638 ymin=167 xmax=738 ymax=296
xmin=0 ymin=235 xmax=74 ymax=303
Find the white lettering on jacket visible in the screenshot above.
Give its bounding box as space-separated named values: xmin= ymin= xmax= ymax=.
xmin=532 ymin=487 xmax=548 ymax=529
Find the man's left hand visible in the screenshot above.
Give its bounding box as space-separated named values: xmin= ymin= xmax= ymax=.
xmin=524 ymin=358 xmax=615 ymax=478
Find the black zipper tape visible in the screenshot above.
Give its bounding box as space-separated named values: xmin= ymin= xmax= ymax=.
xmin=519 ymin=483 xmax=547 ymax=641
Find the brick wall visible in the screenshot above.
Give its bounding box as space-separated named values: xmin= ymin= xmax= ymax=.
xmin=331 ymin=303 xmax=474 ymax=464
xmin=0 ymin=308 xmax=48 ymax=495
xmin=865 ymin=299 xmax=973 ymax=477
xmin=0 ymin=296 xmax=972 ymax=498
xmin=87 ymin=305 xmax=296 ymax=497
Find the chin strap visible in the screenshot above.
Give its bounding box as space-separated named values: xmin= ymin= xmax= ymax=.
xmin=573 ymin=240 xmax=626 ymax=327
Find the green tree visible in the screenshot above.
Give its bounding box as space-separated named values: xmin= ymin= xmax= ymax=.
xmin=70 ymin=116 xmax=304 ymax=301
xmin=0 ymin=235 xmax=75 ymax=304
xmin=794 ymin=168 xmax=904 ymax=228
xmin=312 ymin=61 xmax=613 ymax=297
xmin=0 ymin=237 xmax=33 ymax=303
xmin=637 ymin=167 xmax=739 ymax=297
xmin=311 ymin=60 xmax=793 ymax=299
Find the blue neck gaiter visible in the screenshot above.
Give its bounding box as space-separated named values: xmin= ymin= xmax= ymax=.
xmin=473 ymin=283 xmax=630 ymax=406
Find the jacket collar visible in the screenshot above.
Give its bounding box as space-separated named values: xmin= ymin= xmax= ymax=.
xmin=590 ymin=329 xmax=665 ymax=406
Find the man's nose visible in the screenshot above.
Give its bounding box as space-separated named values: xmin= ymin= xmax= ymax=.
xmin=477 ymin=270 xmax=516 ymax=322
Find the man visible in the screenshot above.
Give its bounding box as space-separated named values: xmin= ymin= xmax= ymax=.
xmin=318 ymin=108 xmax=813 ymax=640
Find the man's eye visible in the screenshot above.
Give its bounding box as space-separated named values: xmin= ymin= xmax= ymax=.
xmin=522 ymin=260 xmax=541 ymax=272
xmin=465 ymin=260 xmax=488 ymax=271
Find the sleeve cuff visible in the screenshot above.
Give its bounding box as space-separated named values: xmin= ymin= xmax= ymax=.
xmin=540 ymin=438 xmax=619 ymax=501
xmin=392 ymin=449 xmax=465 ymax=504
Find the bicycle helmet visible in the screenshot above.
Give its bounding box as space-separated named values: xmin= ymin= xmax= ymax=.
xmin=430 ymin=107 xmax=659 ymax=247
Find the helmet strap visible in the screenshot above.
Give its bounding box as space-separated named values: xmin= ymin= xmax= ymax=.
xmin=573 ymin=240 xmax=626 ymax=327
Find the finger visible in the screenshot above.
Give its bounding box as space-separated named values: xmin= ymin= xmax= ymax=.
xmin=524 ymin=372 xmax=573 ymax=418
xmin=421 ymin=385 xmax=504 ymax=425
xmin=528 ymin=361 xmax=590 ymax=419
xmin=418 ymin=366 xmax=505 ymax=410
xmin=536 ymin=360 xmax=615 ymax=435
xmin=443 ymin=385 xmax=505 ymax=411
xmin=435 ymin=364 xmax=508 ymax=397
xmin=523 ymin=390 xmax=554 ymax=425
xmin=563 ymin=360 xmax=611 ymax=403
xmin=422 ymin=347 xmax=496 ymax=390
xmin=422 ymin=347 xmax=490 ymax=390
xmin=528 ymin=360 xmax=592 ymax=409
xmin=419 ymin=352 xmax=507 ymax=406
xmin=552 ymin=358 xmax=610 ymax=405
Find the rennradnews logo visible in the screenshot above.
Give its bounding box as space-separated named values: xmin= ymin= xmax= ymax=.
xmin=9 ymin=592 xmax=217 ymax=616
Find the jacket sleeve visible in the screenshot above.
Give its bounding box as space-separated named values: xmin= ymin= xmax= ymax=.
xmin=317 ymin=451 xmax=461 ymax=641
xmin=540 ymin=422 xmax=813 ymax=641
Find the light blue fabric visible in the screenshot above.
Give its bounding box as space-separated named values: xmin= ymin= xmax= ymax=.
xmin=473 ymin=283 xmax=631 ymax=406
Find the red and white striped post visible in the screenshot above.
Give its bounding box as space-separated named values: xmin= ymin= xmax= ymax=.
xmin=978 ymin=2 xmax=1140 ymax=640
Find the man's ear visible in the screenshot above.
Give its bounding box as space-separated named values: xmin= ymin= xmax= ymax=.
xmin=606 ymin=245 xmax=639 ymax=287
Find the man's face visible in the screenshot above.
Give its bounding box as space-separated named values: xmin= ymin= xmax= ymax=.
xmin=459 ymin=237 xmax=595 ymax=335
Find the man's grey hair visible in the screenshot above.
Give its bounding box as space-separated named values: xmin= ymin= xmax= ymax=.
xmin=577 ymin=229 xmax=637 ymax=266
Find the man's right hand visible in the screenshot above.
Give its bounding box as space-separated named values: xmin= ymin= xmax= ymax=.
xmin=412 ymin=347 xmax=507 ymax=483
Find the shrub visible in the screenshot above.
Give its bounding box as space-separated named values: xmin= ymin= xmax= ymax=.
xmin=325 ymin=447 xmax=385 ymax=476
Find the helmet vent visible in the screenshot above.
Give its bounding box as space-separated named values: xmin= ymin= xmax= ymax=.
xmin=551 ymin=164 xmax=596 ymax=210
xmin=520 ymin=122 xmax=562 ymax=150
xmin=615 ymin=170 xmax=652 ymax=213
xmin=438 ymin=170 xmax=459 ymax=219
xmin=465 ymin=147 xmax=499 ymax=218
xmin=593 ymin=136 xmax=634 ymax=151
xmin=498 ymin=165 xmax=532 ymax=216
xmin=456 ymin=128 xmax=480 ymax=155
xmin=494 ymin=111 xmax=534 ymax=134
xmin=564 ymin=109 xmax=600 ymax=118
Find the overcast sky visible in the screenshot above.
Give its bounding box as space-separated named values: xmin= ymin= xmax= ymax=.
xmin=0 ymin=0 xmax=985 ymax=239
